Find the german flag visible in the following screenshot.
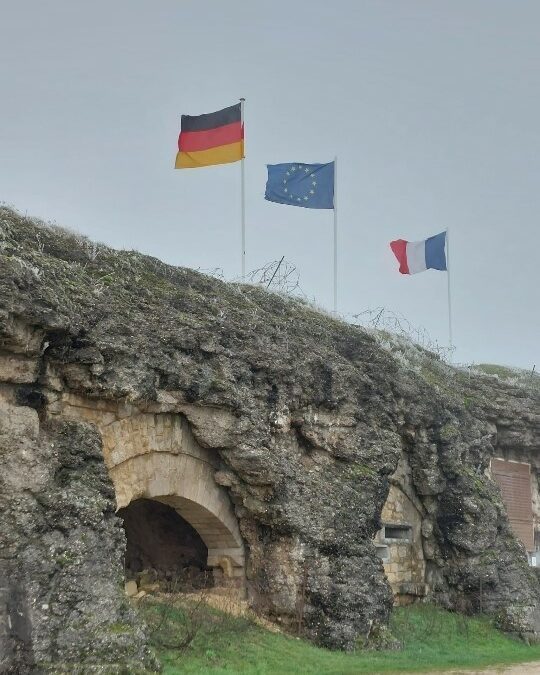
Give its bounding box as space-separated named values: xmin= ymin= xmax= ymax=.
xmin=175 ymin=103 xmax=244 ymax=169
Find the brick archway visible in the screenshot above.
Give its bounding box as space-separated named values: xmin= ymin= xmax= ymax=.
xmin=59 ymin=397 xmax=245 ymax=584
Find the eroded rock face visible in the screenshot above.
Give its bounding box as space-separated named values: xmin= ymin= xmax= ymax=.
xmin=0 ymin=207 xmax=539 ymax=669
xmin=0 ymin=394 xmax=158 ymax=673
xmin=377 ymin=338 xmax=540 ymax=639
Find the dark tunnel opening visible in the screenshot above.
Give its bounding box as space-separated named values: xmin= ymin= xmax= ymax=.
xmin=118 ymin=498 xmax=212 ymax=590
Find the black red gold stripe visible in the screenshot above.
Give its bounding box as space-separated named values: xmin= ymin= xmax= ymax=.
xmin=175 ymin=141 xmax=244 ymax=169
xmin=180 ymin=103 xmax=241 ymax=132
xmin=179 ymin=121 xmax=243 ymax=152
xmin=175 ymin=103 xmax=244 ymax=169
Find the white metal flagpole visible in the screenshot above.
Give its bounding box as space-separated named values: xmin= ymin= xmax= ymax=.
xmin=446 ymin=227 xmax=453 ymax=358
xmin=333 ymin=156 xmax=338 ymax=314
xmin=240 ymin=98 xmax=246 ymax=279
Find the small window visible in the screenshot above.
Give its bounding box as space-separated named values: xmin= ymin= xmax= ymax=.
xmin=375 ymin=544 xmax=390 ymax=561
xmin=384 ymin=524 xmax=412 ymax=542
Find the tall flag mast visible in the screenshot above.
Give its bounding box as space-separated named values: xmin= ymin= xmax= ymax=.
xmin=333 ymin=156 xmax=338 ymax=314
xmin=446 ymin=228 xmax=453 ymax=355
xmin=240 ymin=98 xmax=246 ymax=279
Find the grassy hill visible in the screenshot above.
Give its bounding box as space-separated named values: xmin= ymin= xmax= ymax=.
xmin=140 ymin=598 xmax=540 ymax=674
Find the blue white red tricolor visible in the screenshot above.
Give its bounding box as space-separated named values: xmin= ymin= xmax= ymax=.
xmin=390 ymin=231 xmax=447 ymax=275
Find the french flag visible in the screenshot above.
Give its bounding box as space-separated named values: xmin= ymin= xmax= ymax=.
xmin=390 ymin=231 xmax=447 ymax=275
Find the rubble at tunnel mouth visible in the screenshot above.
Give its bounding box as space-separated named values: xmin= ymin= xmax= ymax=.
xmin=119 ymin=498 xmax=211 ymax=591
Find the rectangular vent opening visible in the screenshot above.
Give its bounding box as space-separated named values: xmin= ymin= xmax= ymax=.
xmin=384 ymin=525 xmax=412 ymax=541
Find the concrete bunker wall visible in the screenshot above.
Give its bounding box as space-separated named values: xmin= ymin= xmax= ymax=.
xmin=375 ymin=483 xmax=427 ymax=604
xmin=379 ymin=447 xmax=540 ymax=606
xmin=56 ymin=394 xmax=245 ymax=585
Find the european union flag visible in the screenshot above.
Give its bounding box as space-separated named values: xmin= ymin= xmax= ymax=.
xmin=265 ymin=161 xmax=335 ymax=209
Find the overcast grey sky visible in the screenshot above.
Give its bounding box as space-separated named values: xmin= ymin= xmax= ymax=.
xmin=1 ymin=1 xmax=538 ymax=368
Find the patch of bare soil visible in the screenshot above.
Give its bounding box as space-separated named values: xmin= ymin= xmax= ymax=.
xmin=437 ymin=662 xmax=540 ymax=674
xmin=175 ymin=588 xmax=283 ymax=633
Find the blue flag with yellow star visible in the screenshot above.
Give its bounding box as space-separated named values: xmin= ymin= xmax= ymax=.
xmin=265 ymin=161 xmax=335 ymax=209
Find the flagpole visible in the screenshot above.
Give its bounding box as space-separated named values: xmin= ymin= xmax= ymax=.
xmin=446 ymin=227 xmax=453 ymax=359
xmin=240 ymin=98 xmax=246 ymax=279
xmin=333 ymin=155 xmax=338 ymax=314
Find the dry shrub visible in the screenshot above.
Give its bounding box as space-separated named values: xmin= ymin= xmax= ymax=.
xmin=138 ymin=571 xmax=261 ymax=653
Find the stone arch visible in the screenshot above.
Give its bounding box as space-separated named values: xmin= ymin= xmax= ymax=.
xmin=58 ymin=396 xmax=245 ymax=584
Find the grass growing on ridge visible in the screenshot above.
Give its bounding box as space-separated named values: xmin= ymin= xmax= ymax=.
xmin=140 ymin=599 xmax=540 ymax=674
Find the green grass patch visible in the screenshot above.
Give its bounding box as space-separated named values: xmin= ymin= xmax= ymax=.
xmin=474 ymin=363 xmax=540 ymax=393
xmin=139 ymin=599 xmax=540 ymax=674
xmin=475 ymin=363 xmax=519 ymax=379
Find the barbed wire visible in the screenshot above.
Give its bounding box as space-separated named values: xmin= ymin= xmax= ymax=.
xmin=197 ymin=266 xmax=226 ymax=280
xmin=199 ymin=264 xmax=453 ymax=360
xmin=351 ymin=306 xmax=454 ymax=361
xmin=196 ymin=266 xmax=539 ymax=374
xmin=243 ymin=258 xmax=300 ymax=293
xmin=200 ymin=258 xmax=302 ymax=295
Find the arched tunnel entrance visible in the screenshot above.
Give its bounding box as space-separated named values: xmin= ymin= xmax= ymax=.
xmin=100 ymin=410 xmax=246 ymax=592
xmin=58 ymin=401 xmax=246 ymax=593
xmin=118 ymin=498 xmax=211 ymax=589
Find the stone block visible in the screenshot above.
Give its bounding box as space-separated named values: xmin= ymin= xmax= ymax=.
xmin=140 ymin=583 xmax=160 ymax=593
xmin=397 ymin=582 xmax=428 ymax=597
xmin=1 ymin=318 xmax=43 ymax=355
xmin=0 ymin=354 xmax=37 ymax=384
xmin=124 ymin=580 xmax=138 ymax=597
